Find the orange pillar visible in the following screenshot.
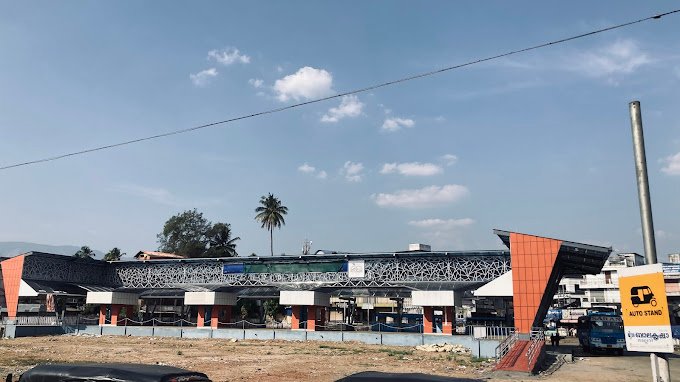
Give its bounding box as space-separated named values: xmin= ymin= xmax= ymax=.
xmin=99 ymin=305 xmax=107 ymax=325
xmin=110 ymin=304 xmax=121 ymax=326
xmin=291 ymin=306 xmax=301 ymax=329
xmin=307 ymin=306 xmax=316 ymax=331
xmin=197 ymin=306 xmax=205 ymax=327
xmin=443 ymin=306 xmax=454 ymax=335
xmin=509 ymin=233 xmax=562 ymax=334
xmin=423 ymin=306 xmax=433 ymax=334
xmin=210 ymin=305 xmax=221 ymax=328
xmin=1 ymin=255 xmax=25 ymax=320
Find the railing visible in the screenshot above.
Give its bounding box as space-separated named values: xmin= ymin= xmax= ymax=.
xmin=495 ymin=331 xmax=518 ymax=361
xmin=2 ymin=315 xmax=86 ymax=326
xmin=4 ymin=316 xmax=59 ymax=326
xmin=465 ymin=325 xmax=515 ymax=340
xmin=525 ymin=328 xmax=545 ymax=371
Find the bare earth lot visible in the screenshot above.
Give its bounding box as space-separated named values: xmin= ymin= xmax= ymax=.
xmin=0 ymin=335 xmax=679 ymax=381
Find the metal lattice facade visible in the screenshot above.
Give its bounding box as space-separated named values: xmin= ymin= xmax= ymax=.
xmin=113 ymin=253 xmax=510 ymax=291
xmin=18 ymin=251 xmax=510 ymax=292
xmin=22 ymin=253 xmax=119 ymax=286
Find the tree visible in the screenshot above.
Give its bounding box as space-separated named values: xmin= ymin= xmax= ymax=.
xmin=73 ymin=246 xmax=95 ymax=259
xmin=157 ymin=209 xmax=240 ymax=258
xmin=157 ymin=209 xmax=211 ymax=258
xmin=254 ymin=193 xmax=288 ymax=257
xmin=263 ymin=299 xmax=282 ymax=323
xmin=204 ymin=223 xmax=240 ymax=257
xmin=103 ymin=247 xmax=124 ymax=261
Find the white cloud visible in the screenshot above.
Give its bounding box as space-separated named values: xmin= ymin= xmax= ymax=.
xmin=189 ymin=68 xmax=218 ymax=87
xmin=298 ymin=163 xmax=327 ymax=180
xmin=661 ymin=152 xmax=680 ymax=175
xmin=408 ymin=218 xmax=475 ymax=229
xmin=298 ymin=163 xmax=316 ymax=173
xmin=249 ymin=78 xmax=264 ymax=88
xmin=342 ymin=161 xmax=364 ymax=182
xmin=382 ymin=117 xmax=415 ymax=132
xmin=373 ymin=184 xmax=469 ymax=209
xmin=441 ymin=154 xmax=458 ymax=166
xmin=380 ymin=162 xmax=442 ymax=176
xmin=569 ymin=39 xmax=651 ymax=79
xmin=208 ymin=48 xmax=251 ymax=65
xmin=274 ymin=67 xmax=334 ymax=102
xmin=321 ymin=95 xmax=364 ymax=123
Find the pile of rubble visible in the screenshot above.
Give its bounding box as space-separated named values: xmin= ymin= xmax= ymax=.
xmin=415 ymin=343 xmax=470 ymax=353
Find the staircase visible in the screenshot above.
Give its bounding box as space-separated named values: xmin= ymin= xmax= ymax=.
xmin=495 ymin=330 xmax=545 ymax=374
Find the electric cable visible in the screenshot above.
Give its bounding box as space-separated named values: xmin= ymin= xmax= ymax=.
xmin=1 ymin=9 xmax=678 ymax=171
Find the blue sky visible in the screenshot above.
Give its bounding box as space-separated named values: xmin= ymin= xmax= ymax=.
xmin=0 ymin=2 xmax=679 ymax=259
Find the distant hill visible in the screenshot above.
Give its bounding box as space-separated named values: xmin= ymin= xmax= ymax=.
xmin=0 ymin=242 xmax=105 ymax=259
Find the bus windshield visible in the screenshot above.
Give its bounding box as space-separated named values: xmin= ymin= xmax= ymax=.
xmin=591 ymin=319 xmax=623 ymax=332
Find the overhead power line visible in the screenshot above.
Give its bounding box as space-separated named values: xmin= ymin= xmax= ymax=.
xmin=2 ymin=9 xmax=678 ymax=171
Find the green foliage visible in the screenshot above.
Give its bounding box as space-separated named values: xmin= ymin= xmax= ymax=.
xmin=103 ymin=247 xmax=124 ymax=261
xmin=157 ymin=209 xmax=211 ymax=258
xmin=157 ymin=209 xmax=240 ymax=258
xmin=73 ymin=246 xmax=94 ymax=259
xmin=254 ymin=193 xmax=288 ymax=256
xmin=263 ymin=299 xmax=281 ymax=322
xmin=204 ymin=222 xmax=240 ymax=257
xmin=237 ymin=299 xmax=257 ymax=320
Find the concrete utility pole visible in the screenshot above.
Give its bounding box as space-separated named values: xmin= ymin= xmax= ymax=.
xmin=629 ymin=100 xmax=671 ymax=382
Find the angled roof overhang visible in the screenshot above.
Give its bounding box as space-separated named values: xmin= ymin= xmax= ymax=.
xmin=494 ymin=229 xmax=612 ymax=275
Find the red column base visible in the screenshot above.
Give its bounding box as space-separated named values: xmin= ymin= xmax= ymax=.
xmin=423 ymin=306 xmax=433 ymax=334
xmin=291 ymin=305 xmax=301 ymax=329
xmin=307 ymin=306 xmax=316 ymax=331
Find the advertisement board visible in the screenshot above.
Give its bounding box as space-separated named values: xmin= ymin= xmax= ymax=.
xmin=618 ymin=263 xmax=673 ymax=353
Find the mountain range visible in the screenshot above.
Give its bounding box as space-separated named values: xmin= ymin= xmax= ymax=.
xmin=0 ymin=242 xmax=105 ymax=259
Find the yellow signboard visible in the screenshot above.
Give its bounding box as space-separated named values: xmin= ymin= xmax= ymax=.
xmin=618 ymin=263 xmax=673 ymax=353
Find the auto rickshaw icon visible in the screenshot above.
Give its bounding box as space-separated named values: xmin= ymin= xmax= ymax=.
xmin=631 ymin=286 xmax=657 ymax=307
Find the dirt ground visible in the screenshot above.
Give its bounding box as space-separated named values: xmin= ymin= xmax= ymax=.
xmin=0 ymin=335 xmax=679 ymax=381
xmin=0 ymin=334 xmax=492 ymax=381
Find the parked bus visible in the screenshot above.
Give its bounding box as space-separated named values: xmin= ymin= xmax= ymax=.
xmin=577 ymin=312 xmax=625 ymax=355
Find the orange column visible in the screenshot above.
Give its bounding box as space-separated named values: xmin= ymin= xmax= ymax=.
xmin=291 ymin=306 xmax=300 ymax=329
xmin=110 ymin=304 xmax=121 ymax=326
xmin=423 ymin=306 xmax=433 ymax=334
xmin=210 ymin=305 xmax=221 ymax=328
xmin=307 ymin=306 xmax=316 ymax=331
xmin=509 ymin=233 xmax=562 ymax=334
xmin=443 ymin=306 xmax=454 ymax=335
xmin=197 ymin=306 xmax=205 ymax=327
xmin=1 ymin=255 xmax=25 ymax=320
xmin=99 ymin=305 xmax=107 ymax=325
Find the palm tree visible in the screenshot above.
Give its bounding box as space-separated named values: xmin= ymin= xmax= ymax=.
xmin=255 ymin=193 xmax=288 ymax=256
xmin=205 ymin=223 xmax=240 ymax=257
xmin=73 ymin=246 xmax=94 ymax=259
xmin=103 ymin=247 xmax=124 ymax=261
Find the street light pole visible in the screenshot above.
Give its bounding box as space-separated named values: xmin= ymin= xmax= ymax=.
xmin=629 ymin=100 xmax=670 ymax=382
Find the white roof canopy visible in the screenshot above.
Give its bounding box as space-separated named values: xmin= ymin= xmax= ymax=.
xmin=474 ymin=270 xmax=513 ymax=297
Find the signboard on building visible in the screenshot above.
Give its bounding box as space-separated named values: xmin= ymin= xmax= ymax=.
xmin=348 ymin=260 xmax=365 ymax=278
xmin=618 ymin=263 xmax=673 ymax=353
